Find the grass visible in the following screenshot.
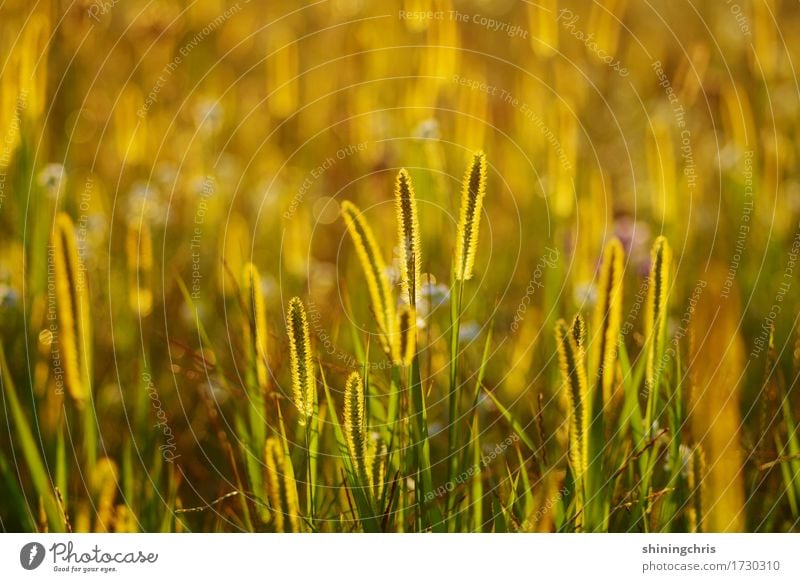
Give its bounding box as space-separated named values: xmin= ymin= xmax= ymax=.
xmin=1 ymin=0 xmax=800 ymax=533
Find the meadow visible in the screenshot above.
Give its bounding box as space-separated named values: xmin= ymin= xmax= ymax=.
xmin=1 ymin=0 xmax=799 ymax=533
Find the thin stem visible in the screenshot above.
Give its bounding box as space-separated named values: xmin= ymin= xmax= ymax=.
xmin=446 ymin=277 xmax=465 ymax=527
xmin=305 ymin=420 xmax=313 ymax=526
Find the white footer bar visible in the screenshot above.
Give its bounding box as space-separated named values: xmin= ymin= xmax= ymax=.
xmin=1 ymin=534 xmax=798 ymax=581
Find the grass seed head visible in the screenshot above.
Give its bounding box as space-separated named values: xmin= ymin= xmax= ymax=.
xmin=395 ymin=168 xmax=422 ymax=305
xmin=51 ymin=212 xmax=90 ymax=404
xmin=341 ymin=200 xmax=398 ymax=361
xmin=397 ymin=304 xmax=417 ymax=367
xmin=264 ymin=437 xmax=301 ymax=532
xmin=242 ymin=262 xmax=269 ymax=393
xmin=18 ymin=13 xmax=49 ymax=121
xmin=591 ymin=237 xmax=624 ymax=405
xmin=0 ymin=48 xmax=22 ymax=169
xmin=126 ymin=219 xmax=153 ymax=317
xmin=644 ymin=236 xmax=671 ymax=391
xmin=555 ymin=318 xmax=589 ymax=481
xmin=286 ymin=297 xmax=314 ymax=423
xmin=91 ymin=457 xmax=119 ymax=532
xmin=367 ymin=434 xmax=387 ymax=501
xmin=687 ymin=445 xmax=707 ymax=533
xmin=454 ymin=151 xmax=487 ymax=281
xmin=343 ymin=371 xmax=368 ymax=485
xmin=570 ymin=313 xmax=586 ymax=350
xmin=688 ymin=266 xmax=746 ymax=532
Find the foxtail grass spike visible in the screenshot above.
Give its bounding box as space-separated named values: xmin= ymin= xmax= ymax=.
xmin=286 ymin=297 xmax=314 ymax=423
xmin=51 ymin=212 xmax=90 ymax=404
xmin=92 ymin=457 xmax=118 ymax=532
xmin=555 ymin=318 xmax=589 ymax=480
xmin=397 ymin=304 xmax=416 ymax=367
xmin=395 ymin=169 xmax=422 ymax=305
xmin=688 ymin=266 xmax=745 ymax=532
xmin=264 ymin=438 xmax=284 ymax=532
xmin=242 ymin=263 xmax=269 ymax=393
xmin=264 ymin=437 xmax=301 ymax=532
xmin=126 ymin=219 xmax=153 ymax=317
xmin=368 ymin=435 xmax=387 ymax=501
xmin=265 ymin=27 xmax=299 ymax=118
xmin=644 ymin=236 xmax=672 ymax=392
xmin=341 ymin=200 xmax=398 ymax=360
xmin=591 ymin=238 xmax=624 ymax=405
xmin=454 ymin=151 xmax=487 ymax=281
xmin=18 ymin=13 xmax=49 ymax=121
xmin=687 ymin=445 xmax=706 ymax=533
xmin=343 ymin=371 xmax=369 ymax=485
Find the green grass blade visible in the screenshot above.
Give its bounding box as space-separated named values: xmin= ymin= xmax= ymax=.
xmin=0 ymin=341 xmax=62 ymax=531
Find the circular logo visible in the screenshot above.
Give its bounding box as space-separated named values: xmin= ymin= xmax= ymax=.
xmin=19 ymin=542 xmax=46 ymax=570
